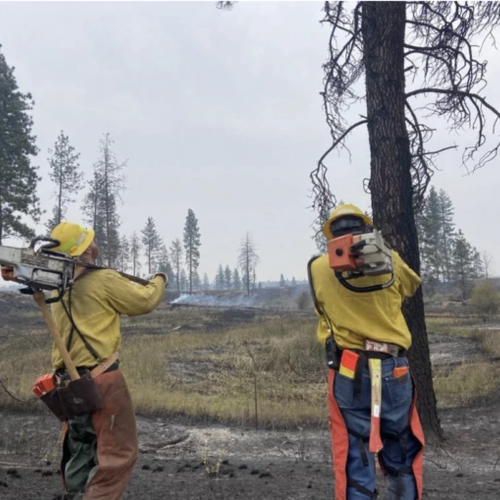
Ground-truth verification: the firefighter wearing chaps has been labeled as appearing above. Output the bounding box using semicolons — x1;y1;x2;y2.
49;222;167;499
308;204;425;500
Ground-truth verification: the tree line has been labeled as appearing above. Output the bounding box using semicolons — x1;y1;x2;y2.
416;186;489;299
0;45;261;293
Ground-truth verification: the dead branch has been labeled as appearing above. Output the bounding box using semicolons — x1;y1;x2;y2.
0;377;25;404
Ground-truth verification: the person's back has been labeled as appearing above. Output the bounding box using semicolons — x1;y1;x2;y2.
48;221;166;500
308;204;425;500
310;249;420;351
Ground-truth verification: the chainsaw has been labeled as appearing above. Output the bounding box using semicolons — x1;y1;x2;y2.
0;236;149;303
327;227;394;293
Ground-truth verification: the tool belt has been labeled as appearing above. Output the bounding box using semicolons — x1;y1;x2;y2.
36;352;119;422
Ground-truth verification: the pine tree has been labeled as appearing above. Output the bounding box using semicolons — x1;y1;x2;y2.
180;269;188;292
419;187;441;283
129;231;141;276
232;268;242;290
452;230;476;300
215;264;225;290
437;189;456;281
183;209;201;294
141;217;161;274
46;131;83;230
202;273;210;291
169;238;183;292
82;134;125;267
224;265;232;290
238;232;259;295
116;235;131;272
0;45;41;243
157;244;174;285
192;270;201;291
291;276;297;286
279;274;286;287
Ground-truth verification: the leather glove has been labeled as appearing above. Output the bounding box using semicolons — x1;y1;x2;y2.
1;266;14;281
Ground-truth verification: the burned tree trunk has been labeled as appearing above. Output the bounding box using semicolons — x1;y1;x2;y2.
362;1;443;441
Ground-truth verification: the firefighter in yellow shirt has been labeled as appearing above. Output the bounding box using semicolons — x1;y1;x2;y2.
308;204;425;500
49;222;166;500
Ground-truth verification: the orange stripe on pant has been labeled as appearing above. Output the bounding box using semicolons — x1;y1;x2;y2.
327;369;349;500
60;369;138;500
327;369;425;500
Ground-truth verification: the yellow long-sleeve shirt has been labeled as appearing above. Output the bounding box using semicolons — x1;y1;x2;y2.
309;250;421;351
51;269;166;370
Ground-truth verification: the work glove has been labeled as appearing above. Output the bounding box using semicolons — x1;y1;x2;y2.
146;273;168;285
1;266;14;281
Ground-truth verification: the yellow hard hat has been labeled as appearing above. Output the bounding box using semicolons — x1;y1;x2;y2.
50;222;95;257
322;203;373;240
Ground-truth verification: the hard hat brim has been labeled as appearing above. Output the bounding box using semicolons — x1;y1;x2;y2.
322;211;373;240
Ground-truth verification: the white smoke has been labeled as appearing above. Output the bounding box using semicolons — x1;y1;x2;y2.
171;293;259;308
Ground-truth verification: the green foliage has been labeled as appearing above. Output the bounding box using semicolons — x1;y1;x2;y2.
82;133;125;267
0;45;41;243
224;265;232;289
232;268;242;290
183;208;201;293
215;264;225;290
45;131;83;230
279;274;286;287
169;238;183;292
202;273;211;291
452;229;477;300
471;281;500;320
141;217;161;274
157;243;174;285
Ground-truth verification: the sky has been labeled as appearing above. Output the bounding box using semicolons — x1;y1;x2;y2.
0;1;499;283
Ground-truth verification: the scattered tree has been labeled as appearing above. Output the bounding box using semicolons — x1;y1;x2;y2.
224;265;232;290
169;238;183;292
202;273;211;291
232;268;242;290
452;230;477;300
482;251;494;280
0;45;41;243
215;264;225;290
46;131;83;230
183;209;201;294
83;133;126;267
129;231;141;276
238;232;259;295
157;244;174;285
141;217;161;274
116;235;131;273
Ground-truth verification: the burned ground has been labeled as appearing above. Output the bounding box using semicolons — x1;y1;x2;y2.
1;290;500;499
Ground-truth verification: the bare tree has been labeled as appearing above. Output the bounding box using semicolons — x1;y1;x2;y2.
309;2;500;441
129;231;142;277
237;232;259;295
482;251;494;280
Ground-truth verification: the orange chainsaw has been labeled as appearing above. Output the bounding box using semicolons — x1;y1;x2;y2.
328;228;394;293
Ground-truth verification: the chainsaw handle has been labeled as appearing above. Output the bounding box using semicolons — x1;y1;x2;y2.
335;271;395;293
30;237;61;251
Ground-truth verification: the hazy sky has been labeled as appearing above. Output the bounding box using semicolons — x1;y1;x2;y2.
1;1;499;282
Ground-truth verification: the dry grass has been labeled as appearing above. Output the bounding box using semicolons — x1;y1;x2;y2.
2;306;500;426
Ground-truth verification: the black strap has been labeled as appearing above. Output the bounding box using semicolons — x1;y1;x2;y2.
347;428;369;467
347;478;378;498
381;426;410;463
307;256;340;364
60;270;101;362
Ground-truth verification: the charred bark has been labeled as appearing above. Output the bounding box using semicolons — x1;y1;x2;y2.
362;1;443;441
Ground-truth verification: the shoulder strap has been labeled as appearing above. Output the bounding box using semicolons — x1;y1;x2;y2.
307;255;337;338
62;269;101;362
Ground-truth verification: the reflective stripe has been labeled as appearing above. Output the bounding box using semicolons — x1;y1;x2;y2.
60;230;87;253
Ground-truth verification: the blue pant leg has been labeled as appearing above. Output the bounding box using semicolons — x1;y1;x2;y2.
335;370;378;499
380;358;421;500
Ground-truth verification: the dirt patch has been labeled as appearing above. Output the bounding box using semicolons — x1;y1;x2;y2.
428;333;483;367
2;400;500;499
